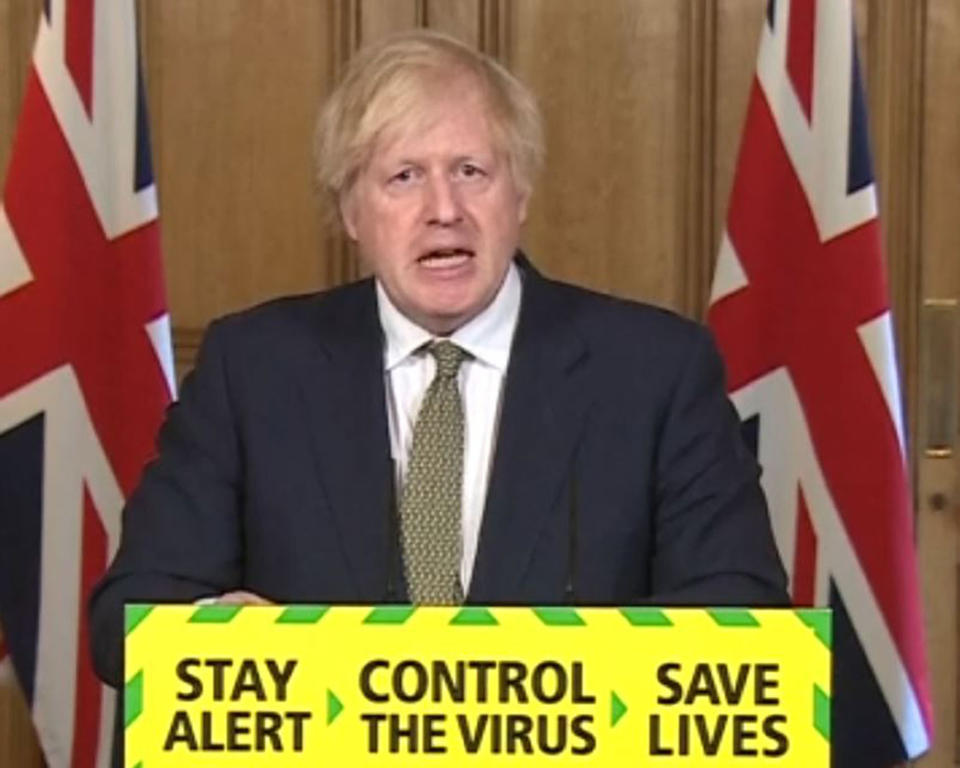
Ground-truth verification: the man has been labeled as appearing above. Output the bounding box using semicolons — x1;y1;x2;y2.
90;30;787;688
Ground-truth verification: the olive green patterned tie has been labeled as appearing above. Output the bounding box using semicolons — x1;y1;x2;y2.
400;340;467;605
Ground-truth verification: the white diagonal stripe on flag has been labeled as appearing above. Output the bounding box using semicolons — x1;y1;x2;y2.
0;366;124;765
0;207;33;298
146;313;177;401
34;1;157;238
857;312;907;458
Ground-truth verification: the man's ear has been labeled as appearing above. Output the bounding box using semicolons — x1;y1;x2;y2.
339;190;358;241
517;188;530;225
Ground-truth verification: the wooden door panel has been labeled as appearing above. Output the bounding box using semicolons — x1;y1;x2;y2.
917;1;960;764
142;0;336;334
505;1;686;310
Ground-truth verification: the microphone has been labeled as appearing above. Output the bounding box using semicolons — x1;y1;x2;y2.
384;459;400;602
564;445;579;604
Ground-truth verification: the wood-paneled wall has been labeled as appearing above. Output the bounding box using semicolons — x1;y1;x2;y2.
919;3;960;767
1;2;957;766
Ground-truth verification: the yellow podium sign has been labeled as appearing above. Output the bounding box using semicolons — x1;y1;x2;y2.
124;605;830;767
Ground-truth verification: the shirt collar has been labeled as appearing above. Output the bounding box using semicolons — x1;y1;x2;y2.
377;261;522;372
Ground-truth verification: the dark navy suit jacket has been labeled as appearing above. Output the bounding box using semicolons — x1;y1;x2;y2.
89;262;788;688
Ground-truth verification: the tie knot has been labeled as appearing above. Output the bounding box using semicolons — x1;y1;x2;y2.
430;340;465;380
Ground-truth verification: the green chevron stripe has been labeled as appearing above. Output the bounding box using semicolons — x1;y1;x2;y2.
276;605;329;624
814;685;831;741
796;609;832;649
611;691;628;726
131;762;143;768
364;606;416;624
450;607;498;626
533;607;585;626
125;671;144;728
327;690;344;725
620;608;672;626
707;609;760;627
189;605;242;623
124;605;154;636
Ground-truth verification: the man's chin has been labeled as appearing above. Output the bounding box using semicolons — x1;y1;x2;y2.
408;299;484;336
416;309;472;336
401;277;503;334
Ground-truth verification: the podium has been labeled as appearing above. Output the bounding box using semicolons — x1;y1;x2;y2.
124;605;830;766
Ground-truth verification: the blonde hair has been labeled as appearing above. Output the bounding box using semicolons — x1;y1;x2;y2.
314;30;543;208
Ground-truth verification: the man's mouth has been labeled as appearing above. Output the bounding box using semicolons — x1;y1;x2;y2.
417;248;474;269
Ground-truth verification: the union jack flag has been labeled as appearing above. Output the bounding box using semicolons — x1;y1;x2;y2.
708;1;932;764
0;2;174;766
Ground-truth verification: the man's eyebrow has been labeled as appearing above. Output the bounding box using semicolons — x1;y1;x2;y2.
381;152;494;168
454;151;497;164
386;154;427;166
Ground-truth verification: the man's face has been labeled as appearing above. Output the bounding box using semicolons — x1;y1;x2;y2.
341;82;528;335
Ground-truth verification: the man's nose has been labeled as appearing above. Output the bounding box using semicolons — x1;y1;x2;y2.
424;173;462;225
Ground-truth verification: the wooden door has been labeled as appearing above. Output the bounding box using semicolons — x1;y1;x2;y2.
917;2;960;765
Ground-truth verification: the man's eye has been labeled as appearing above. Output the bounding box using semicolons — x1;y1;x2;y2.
389;168;417;184
460;163;486;178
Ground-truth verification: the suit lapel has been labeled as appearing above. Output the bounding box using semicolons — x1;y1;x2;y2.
295;282;396;600
469;272;592;603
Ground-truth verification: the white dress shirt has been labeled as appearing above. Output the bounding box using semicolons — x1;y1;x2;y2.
377;263;522;594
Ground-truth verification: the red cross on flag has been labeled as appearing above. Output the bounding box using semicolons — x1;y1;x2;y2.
707;1;932;764
0;2;175;766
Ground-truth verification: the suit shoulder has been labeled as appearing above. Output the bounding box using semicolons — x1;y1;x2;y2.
538;276;709;354
205;279;374;348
